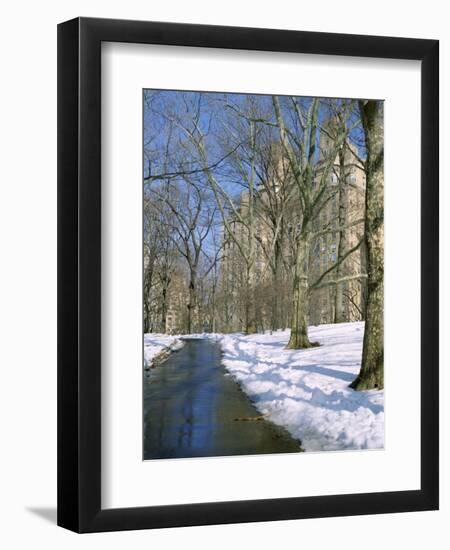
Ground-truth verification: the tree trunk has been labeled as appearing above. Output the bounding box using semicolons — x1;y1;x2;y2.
287;233;312;349
187;270;197;334
143;261;154;333
245;121;257;335
350;100;384;390
143;297;150;333
270;273;279;332
270;241;282;331
334;148;349;323
245;263;257;334
160;275;169;333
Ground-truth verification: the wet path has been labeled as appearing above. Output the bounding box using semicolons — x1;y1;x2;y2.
143;339;301;459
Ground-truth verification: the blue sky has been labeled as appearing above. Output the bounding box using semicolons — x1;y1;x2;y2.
143;89;367;199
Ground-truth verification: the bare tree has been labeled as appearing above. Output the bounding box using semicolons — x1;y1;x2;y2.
143;194;179;332
211;96;297;333
272;96;364;348
350;100;384;390
149;179;217;333
143;199;159;332
312;101;366;324
179;95;263;333
143;90;372;346
144;91;221;334
252;138;296;331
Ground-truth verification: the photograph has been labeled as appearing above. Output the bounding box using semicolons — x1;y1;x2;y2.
0;0;442;542
142;90;384;459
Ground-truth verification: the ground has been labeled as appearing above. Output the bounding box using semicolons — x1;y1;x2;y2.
143;322;384;452
143;333;184;368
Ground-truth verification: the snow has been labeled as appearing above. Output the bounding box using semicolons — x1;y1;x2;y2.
143;333;184;369
215;322;384;452
143;322;384;452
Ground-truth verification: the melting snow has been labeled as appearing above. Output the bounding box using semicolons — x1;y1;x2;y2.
143;333;184;368
215;322;384;452
143;322;384;452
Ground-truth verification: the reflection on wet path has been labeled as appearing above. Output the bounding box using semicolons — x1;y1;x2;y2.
143;339;301;459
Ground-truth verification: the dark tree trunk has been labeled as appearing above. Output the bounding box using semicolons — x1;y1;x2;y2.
351;100;384;390
187;270;197;335
270;240;282;331
143;300;150;333
143;260;155;334
161;278;169;333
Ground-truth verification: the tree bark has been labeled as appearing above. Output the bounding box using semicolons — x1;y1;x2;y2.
143;298;151;333
334;148;349;323
350;100;384;390
245;263;257;334
187;269;198;334
143;253;155;333
161;275;169;332
287;232;312;349
270;241;282;331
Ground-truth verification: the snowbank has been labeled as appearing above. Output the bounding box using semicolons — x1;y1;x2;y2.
143;333;184;369
216;322;384;452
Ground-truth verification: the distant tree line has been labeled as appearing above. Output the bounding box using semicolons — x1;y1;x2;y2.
143;91;384;390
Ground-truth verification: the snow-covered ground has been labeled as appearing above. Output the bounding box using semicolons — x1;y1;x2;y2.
143;333;184;369
143;322;384;452
216;322;384;452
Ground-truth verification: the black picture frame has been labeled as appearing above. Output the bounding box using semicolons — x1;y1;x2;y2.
57;16;439;533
